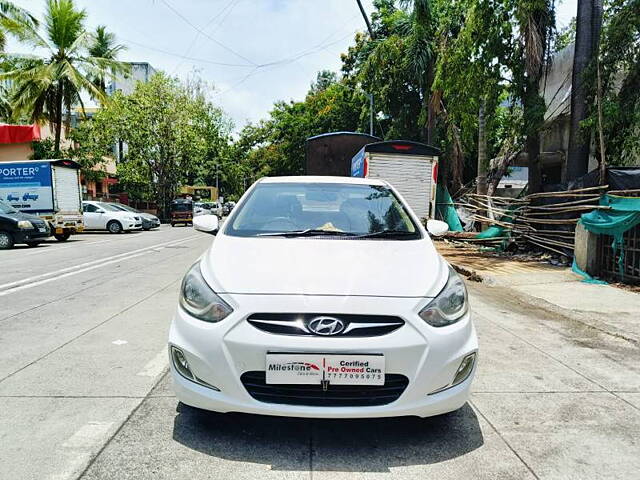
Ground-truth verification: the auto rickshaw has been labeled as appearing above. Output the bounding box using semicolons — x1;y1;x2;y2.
170;198;193;227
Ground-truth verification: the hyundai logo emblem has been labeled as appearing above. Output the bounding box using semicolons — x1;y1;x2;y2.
308;316;345;336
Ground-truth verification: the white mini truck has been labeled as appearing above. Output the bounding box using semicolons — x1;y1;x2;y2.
0;159;84;241
351;140;440;221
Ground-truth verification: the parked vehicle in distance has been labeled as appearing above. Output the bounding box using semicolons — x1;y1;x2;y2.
222;201;235;216
82;201;142;233
193;202;213;217
170;199;193;227
0;199;51;249
0;160;84;241
169;176;477;419
351;141;441;221
109;203;160;230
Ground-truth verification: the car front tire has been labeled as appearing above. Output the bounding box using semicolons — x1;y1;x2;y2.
107;220;123;234
0;231;14;249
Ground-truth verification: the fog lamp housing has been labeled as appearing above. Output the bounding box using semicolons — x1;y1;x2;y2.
170;346;219;391
428;352;477;395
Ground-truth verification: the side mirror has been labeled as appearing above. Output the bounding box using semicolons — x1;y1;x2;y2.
426;219;449;237
193;214;219;235
96;209;105;214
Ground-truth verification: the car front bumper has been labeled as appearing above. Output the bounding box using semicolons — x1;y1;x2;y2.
123;222;142;230
142;219;160;229
169;294;477;418
13;229;51;243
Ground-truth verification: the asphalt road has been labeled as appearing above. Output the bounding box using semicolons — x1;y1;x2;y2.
1;226;638;479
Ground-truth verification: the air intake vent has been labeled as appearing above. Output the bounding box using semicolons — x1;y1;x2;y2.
240;371;409;407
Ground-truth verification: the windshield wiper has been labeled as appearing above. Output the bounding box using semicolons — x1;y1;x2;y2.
354;229;416;239
257;229;356;238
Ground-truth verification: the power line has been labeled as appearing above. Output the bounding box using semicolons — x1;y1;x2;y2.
172;0;240;74
121;37;255;67
159;0;257;66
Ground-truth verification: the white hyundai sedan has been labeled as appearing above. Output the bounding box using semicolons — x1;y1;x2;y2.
169;176;477;418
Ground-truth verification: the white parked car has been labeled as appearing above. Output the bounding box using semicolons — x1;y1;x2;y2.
169;176;477;418
82;201;142;233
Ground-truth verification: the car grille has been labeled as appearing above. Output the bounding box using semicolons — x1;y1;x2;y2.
247;313;404;337
240;371;409;407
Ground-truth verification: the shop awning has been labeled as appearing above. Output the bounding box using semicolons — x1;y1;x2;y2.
0;124;41;144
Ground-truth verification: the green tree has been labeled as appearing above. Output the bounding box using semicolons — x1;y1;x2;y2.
237;71;366;179
0;1;38;51
88;25;128;95
595;0;640;165
1;0;128;152
77;73;232;218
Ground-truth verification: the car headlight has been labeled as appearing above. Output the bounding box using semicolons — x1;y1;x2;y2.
179;262;233;322
17;220;34;230
419;265;468;327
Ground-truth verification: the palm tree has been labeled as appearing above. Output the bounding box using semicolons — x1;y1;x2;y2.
401;0;436;143
88;25;127;94
0;1;38;51
0;0;128;152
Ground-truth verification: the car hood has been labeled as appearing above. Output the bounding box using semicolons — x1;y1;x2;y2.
112;211;138;218
201;235;448;297
139;213;158;220
1;211;43;223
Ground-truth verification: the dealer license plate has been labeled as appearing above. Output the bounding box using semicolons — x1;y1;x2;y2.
265;353;385;386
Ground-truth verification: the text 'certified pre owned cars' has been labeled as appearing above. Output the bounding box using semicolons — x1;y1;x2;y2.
169;177;477;418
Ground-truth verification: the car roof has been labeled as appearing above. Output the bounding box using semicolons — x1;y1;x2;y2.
258;176;388;186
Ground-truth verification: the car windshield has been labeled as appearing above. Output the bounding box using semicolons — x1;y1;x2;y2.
0;199;18;214
99;203;126;212
172;203;192;212
226;182;420;239
117;204;138;213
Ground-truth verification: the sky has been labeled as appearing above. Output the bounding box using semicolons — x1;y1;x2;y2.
9;0;577;132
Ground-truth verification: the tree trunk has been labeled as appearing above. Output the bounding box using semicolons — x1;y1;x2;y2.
54;83;63;153
476;99;488;195
526;123;542;193
566;0;595;181
487;151;519;197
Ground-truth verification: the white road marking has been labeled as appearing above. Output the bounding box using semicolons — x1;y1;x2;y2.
112;340;128;345
61;421;114;449
47;421;115;480
137;349;169;378
0;235;200;295
10;227;171;258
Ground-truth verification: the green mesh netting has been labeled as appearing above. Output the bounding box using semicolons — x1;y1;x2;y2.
580;194;640;280
475;225;505;239
571;258;608;284
435;184;463;232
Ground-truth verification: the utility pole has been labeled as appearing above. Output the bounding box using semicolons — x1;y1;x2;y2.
356;0;375;39
369;93;374;137
215;164;219;200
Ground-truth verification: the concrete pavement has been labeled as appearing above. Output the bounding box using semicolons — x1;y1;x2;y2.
436;240;640;344
1;228;639;479
77;282;640;480
0;225;211;480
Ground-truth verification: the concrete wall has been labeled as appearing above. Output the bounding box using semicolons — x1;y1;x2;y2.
107;63;157;96
0;143;32;162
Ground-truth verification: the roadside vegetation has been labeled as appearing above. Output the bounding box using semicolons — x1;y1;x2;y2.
0;0;638;206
